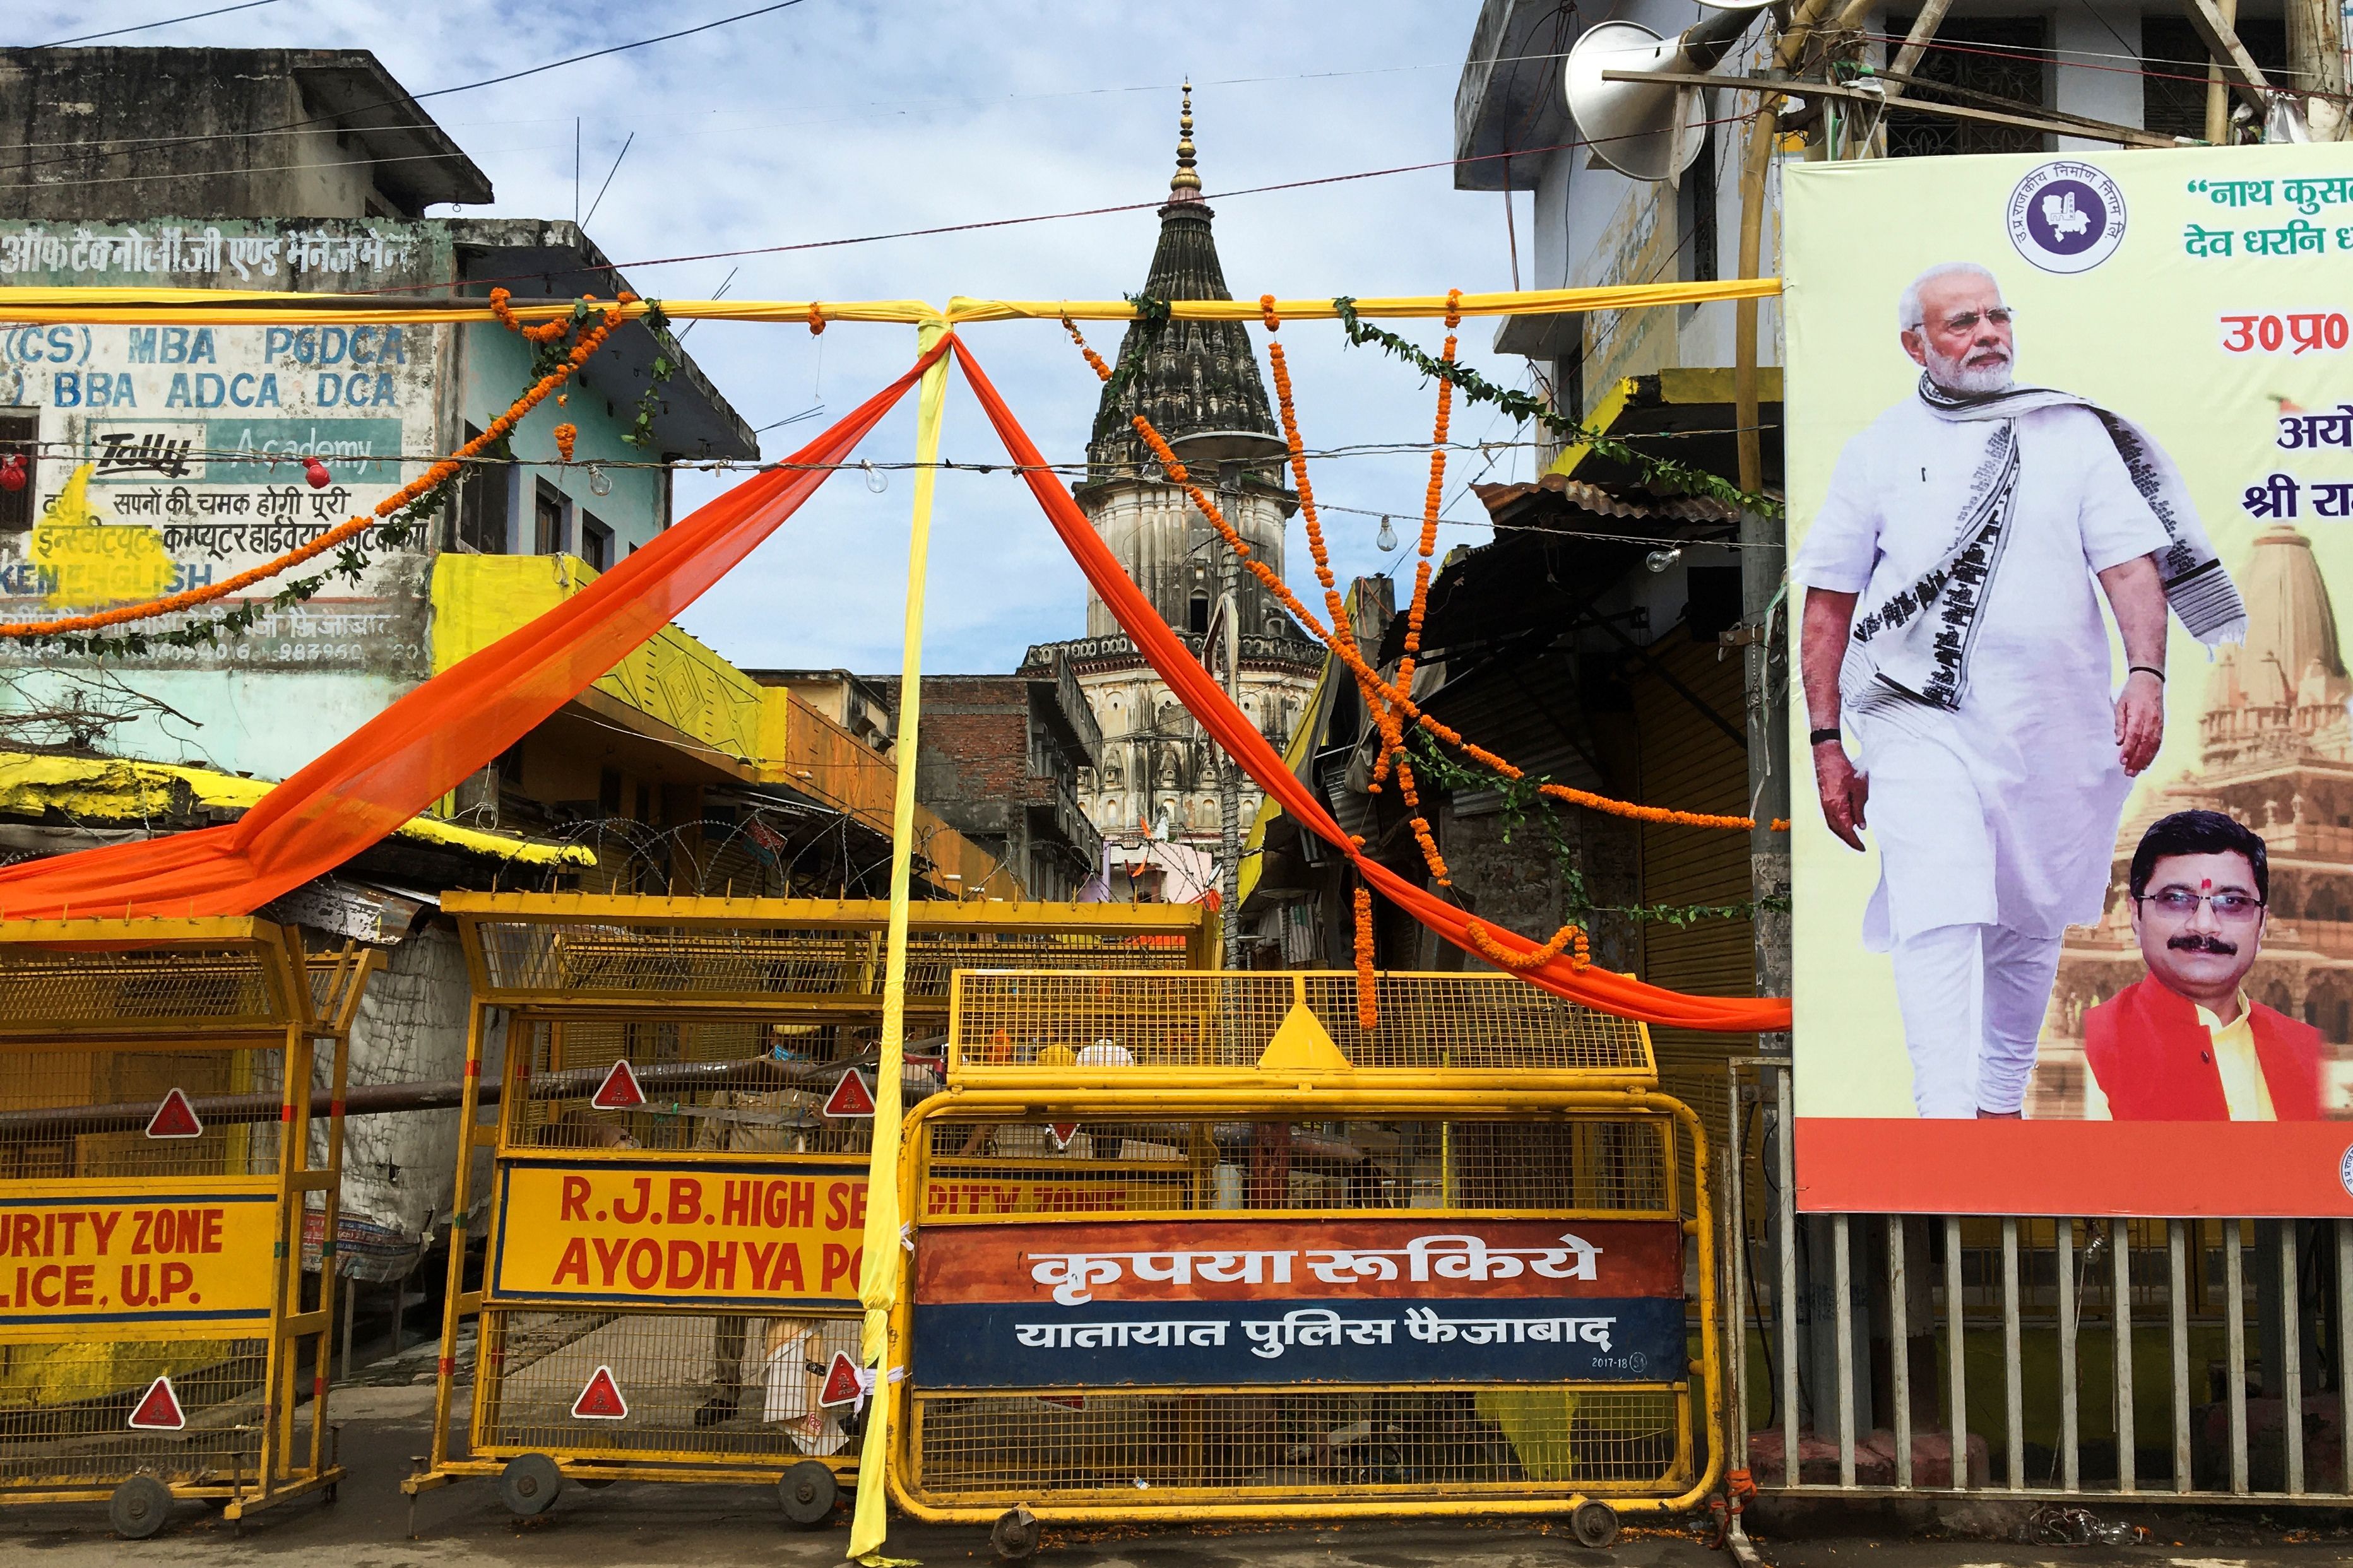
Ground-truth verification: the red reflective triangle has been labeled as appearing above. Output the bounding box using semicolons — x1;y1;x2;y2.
822;1069;875;1119
1046;1123;1079;1150
127;1376;186;1430
571;1365;629;1420
145;1087;203;1140
590;1059;646;1111
817;1351;863;1408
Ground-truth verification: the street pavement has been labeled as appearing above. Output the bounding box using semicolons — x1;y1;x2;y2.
3;1381;2349;1568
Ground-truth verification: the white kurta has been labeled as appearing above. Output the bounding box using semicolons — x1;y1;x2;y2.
1795;398;2171;948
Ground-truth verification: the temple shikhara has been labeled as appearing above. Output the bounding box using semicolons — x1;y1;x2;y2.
1021;91;1322;874
2034;523;2353;1117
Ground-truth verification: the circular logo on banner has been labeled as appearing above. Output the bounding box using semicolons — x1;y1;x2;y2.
2007;161;2127;273
2340;1143;2353;1198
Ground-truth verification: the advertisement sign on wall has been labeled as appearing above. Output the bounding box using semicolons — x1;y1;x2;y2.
1786;146;2353;1215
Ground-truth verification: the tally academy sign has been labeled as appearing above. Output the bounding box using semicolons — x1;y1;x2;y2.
910;1218;1685;1389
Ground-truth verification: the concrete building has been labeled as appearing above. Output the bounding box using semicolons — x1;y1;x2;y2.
0;47;1009;1295
861;661;1105;903
1021;93;1322;868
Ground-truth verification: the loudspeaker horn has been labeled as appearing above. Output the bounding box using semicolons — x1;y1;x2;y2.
1564;6;1766;183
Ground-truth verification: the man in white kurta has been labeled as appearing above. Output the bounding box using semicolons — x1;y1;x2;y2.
1794;262;2216;1118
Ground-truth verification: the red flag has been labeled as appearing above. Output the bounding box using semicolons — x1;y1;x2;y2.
145;1088;203;1140
590;1059;645;1111
822;1070;875;1119
571;1365;628;1420
127;1376;186;1430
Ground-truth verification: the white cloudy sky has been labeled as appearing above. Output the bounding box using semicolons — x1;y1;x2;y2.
13;1;1536;675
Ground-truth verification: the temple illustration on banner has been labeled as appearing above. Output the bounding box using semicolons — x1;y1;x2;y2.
2032;522;2353;1117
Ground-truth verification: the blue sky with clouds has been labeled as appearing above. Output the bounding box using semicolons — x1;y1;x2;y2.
13;2;1537;675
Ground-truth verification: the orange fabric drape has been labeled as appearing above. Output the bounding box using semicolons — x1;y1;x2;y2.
0;336;950;921
949;338;1791;1034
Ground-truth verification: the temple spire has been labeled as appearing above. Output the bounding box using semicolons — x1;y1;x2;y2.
1169;80;1201;199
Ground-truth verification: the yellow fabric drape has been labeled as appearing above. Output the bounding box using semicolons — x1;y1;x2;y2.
0;278;1782;327
847;318;951;1560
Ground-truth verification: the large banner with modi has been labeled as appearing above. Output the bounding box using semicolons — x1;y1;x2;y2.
1785;144;2353;1215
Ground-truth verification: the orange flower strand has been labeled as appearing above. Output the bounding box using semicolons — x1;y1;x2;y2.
1373;289;1462;794
1252;300;1425;849
1353;884;1378;1030
1063;316;1115;386
1465;917;1591;973
808;302;826;335
552;423;578;463
1392;755;1449;885
489;286;571;343
1535;781;1779;834
0;305;625;640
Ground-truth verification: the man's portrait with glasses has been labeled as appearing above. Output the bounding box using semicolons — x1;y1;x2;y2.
2080;810;2321;1121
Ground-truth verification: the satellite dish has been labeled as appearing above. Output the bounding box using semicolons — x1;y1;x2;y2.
1565;7;1766;183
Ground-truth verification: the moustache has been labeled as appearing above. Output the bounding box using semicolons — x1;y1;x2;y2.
2167;933;2239;956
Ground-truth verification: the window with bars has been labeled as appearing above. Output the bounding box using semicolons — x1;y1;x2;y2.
456;423;510;553
533;479;567;555
2141;16;2287;141
580;510;613;571
1883;16;2052;158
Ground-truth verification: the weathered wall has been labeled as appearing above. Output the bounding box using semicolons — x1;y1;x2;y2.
0;49;485;221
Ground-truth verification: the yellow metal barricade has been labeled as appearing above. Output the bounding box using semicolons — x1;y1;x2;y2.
0;917;376;1538
887;972;1721;1552
405;893;1207;1531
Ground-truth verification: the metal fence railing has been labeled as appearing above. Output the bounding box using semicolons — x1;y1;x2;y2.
1726;1060;2353;1504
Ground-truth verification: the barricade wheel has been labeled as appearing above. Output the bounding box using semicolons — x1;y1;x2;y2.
499;1454;565;1517
109;1475;174;1540
1570;1500;1619;1549
778;1460;838;1527
990;1504;1041;1562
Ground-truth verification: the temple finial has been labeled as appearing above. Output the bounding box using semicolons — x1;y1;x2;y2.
1170;80;1200;195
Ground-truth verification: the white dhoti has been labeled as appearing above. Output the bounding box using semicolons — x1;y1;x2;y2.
1799;391;2214;1116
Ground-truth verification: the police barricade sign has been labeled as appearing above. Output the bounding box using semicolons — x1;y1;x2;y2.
0;917;374;1535
911;1218;1685;1389
891;1089;1721;1529
490;1158;874;1306
0;1181;278;1331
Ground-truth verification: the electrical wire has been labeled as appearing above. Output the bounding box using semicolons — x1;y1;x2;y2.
0;47;1597;156
13;427;1782;477
34;0;278;47
429;112;1770;288
1865;30;2353;100
1;1;814;182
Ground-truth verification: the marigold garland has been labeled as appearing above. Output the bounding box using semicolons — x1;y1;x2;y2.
808;302;826;334
490;286;572;344
1063;315;1789;841
1465;917;1590;972
0;293;635;645
1353;884;1378;1030
1258;294;1449;880
552;422;578;463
